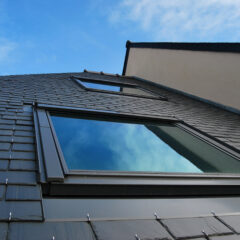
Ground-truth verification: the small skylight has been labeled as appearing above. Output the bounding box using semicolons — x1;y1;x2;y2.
76;78;162;99
81;81;120;92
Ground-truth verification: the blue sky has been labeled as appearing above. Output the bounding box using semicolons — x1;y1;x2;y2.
1;0;240;75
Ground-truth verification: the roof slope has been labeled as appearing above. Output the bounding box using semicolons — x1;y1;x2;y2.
0;71;240;239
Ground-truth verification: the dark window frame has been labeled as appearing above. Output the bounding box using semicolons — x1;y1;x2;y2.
71;76;168;101
33;103;240;197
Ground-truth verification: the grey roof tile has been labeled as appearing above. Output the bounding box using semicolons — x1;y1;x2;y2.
15;125;33;131
12;143;34;152
210;235;240;240
6;185;41;200
2;115;18;120
7;108;20;112
0;223;8;240
218;215;240;234
11;151;35;160
0;119;15;125
14;130;34;137
0;136;11;143
9;160;36;171
0;201;42;221
0;151;10;159
0;185;4;200
0;129;13;135
0;143;11;151
13;136;34;144
9;222;95;240
187;239;205;240
161;217;233;239
0;171;36;185
17;111;32;116
0;124;13;130
92;220;173;240
0;160;8;170
3;115;32;121
16;120;33;126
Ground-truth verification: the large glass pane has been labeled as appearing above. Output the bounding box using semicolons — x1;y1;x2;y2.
80;80;120;92
122;86;156;97
51;115;240;173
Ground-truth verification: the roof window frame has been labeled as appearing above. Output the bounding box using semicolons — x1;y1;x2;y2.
71;76;168;101
33;103;240;197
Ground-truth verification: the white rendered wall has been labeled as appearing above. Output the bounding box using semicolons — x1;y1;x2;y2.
125;48;240;110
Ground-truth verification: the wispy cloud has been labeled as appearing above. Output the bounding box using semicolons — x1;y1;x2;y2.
102;123;201;173
0;38;17;63
108;0;240;41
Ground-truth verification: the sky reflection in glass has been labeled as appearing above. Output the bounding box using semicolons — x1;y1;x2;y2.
81;81;120;91
51;116;202;173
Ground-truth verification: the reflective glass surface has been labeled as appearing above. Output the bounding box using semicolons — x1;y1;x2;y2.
51;115;240;173
122;87;156;97
81;81;120;91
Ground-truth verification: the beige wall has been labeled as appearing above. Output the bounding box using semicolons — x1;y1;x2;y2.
125;48;240;110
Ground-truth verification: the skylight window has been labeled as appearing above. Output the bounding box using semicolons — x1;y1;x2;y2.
81;81;121;92
74;77;165;99
51;114;240;174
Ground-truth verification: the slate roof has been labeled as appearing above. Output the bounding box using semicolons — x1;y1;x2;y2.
0;71;240;239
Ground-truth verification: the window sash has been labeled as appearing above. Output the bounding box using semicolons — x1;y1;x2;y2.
34;104;240;197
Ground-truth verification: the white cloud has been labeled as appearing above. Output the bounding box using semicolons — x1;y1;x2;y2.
0;38;17;63
109;0;240;41
103;123;201;173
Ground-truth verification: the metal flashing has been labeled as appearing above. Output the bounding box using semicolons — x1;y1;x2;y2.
37;103;177;123
37;109;64;182
126;42;240;53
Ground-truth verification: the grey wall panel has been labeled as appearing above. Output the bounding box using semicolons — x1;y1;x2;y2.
6;185;41;200
161;217;233;239
92;220;173;240
0;223;8;240
9;222;95;240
